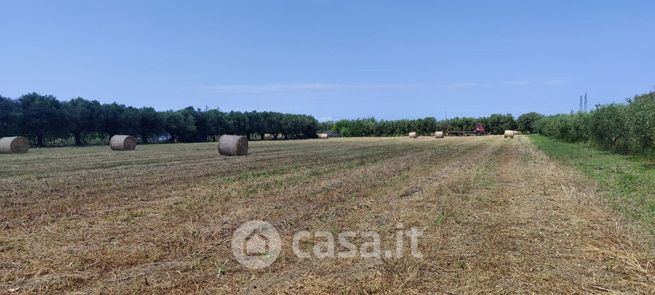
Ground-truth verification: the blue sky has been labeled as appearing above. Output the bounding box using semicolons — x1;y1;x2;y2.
1;0;653;121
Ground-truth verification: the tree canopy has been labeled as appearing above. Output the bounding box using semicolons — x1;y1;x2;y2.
0;93;319;146
1;92;548;147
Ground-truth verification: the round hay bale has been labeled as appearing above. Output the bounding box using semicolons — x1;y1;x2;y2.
408;132;418;138
503;130;514;139
218;135;248;156
0;136;30;154
434;131;444;138
318;133;329;139
110;135;137;151
264;134;274;140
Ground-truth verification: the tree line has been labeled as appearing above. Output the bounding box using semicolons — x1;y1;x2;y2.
0;92;555;148
534;91;655;155
0;93;319;146
319;113;543;137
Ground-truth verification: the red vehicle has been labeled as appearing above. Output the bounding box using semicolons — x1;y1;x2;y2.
447;123;486;136
474;123;486;135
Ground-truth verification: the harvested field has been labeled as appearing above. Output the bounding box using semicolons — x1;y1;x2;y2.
1;136;654;293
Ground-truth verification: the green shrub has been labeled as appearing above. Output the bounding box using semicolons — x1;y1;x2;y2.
626;93;655;153
589;104;630;153
517;112;544;133
535;91;655;155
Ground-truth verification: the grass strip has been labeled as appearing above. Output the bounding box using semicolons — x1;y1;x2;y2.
530;134;655;230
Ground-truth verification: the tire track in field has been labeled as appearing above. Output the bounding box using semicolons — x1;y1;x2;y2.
238;137;501;294
0;139;420;225
72;138;490;294
6;137;653;293
412;136;655;294
245;136;655;294
0;138;479;293
473;136;655;293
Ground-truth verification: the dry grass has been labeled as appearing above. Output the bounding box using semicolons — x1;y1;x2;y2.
1;136;654;294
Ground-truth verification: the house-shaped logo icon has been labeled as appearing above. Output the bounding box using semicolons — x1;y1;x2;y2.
245;233;269;256
232;220;282;269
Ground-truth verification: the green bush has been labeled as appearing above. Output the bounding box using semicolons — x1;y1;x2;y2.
588;104;630;152
534;113;589;143
517;112;544;133
535;91;655;155
627;93;655;153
